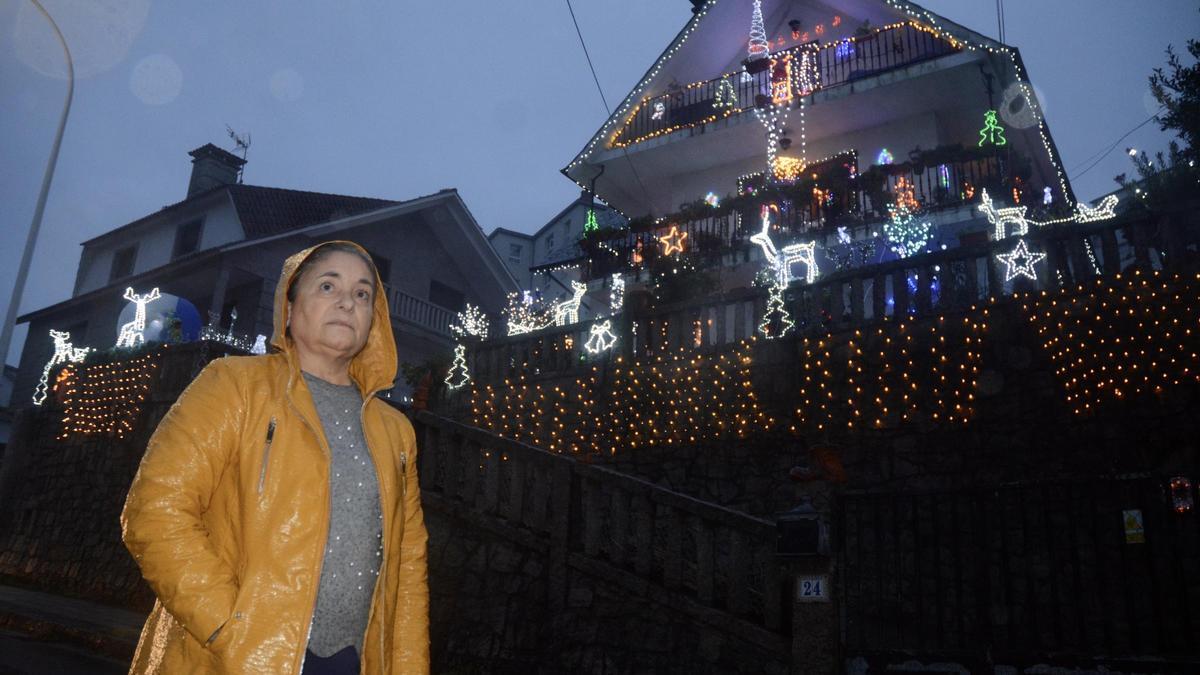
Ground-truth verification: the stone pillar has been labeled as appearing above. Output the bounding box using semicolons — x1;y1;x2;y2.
787;553;837;675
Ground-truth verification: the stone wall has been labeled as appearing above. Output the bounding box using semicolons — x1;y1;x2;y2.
424;500;790;675
448;272;1200;520
0;342;239;608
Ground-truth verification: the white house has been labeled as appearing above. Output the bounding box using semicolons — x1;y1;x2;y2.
12;144;518;406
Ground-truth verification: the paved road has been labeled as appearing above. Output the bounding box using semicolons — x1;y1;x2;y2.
0;629;127;674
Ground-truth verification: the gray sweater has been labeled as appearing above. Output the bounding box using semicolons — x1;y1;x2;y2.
302;372;383;658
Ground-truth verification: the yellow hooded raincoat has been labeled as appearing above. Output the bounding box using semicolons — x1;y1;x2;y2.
121;241;430;674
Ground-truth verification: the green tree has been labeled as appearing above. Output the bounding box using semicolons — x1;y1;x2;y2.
1117;21;1200;210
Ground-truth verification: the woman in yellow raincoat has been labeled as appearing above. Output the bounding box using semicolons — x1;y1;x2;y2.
122;241;429;674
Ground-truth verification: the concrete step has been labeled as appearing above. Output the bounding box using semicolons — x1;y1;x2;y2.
0;585;145;667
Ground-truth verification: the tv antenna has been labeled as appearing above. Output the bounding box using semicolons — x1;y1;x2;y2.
225;124;251;182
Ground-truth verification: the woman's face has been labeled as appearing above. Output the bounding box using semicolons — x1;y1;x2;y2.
287;251;375;363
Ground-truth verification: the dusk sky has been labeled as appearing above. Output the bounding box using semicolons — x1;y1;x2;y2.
2;0;1197;366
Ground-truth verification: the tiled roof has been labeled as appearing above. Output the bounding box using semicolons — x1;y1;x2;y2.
227;184;399;238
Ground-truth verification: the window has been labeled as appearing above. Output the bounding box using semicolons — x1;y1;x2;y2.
172;220;203;259
109;245;137;282
508;243;522;264
546;233;555;253
428;279;464;312
370;252;391;285
63;320;88;345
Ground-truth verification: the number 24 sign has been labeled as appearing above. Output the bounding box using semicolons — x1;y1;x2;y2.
796;575;830;602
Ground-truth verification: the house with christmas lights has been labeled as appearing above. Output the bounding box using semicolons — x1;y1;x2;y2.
488;193;624;308
412;1;1198;670
560;0;1082;300
10;143;517;407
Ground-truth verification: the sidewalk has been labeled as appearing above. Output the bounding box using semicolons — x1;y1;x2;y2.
0;585;144;672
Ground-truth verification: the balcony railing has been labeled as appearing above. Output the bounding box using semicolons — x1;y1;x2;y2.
613;22;962;148
384;283;454;336
466;208;1198;384
581;152;1016;278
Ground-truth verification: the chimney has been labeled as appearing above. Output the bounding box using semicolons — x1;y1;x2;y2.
187;143;246;197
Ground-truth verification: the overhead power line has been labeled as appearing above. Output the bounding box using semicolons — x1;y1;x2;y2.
564;0;653;208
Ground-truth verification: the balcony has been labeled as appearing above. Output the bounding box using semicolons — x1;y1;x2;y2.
577;147;1020;279
613;22;962;149
384;283;453;337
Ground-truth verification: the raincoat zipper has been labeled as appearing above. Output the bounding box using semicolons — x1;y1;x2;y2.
290;380;333;675
256;418;276;495
356;396;391;674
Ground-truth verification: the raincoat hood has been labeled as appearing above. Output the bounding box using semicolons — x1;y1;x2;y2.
270;240;397;396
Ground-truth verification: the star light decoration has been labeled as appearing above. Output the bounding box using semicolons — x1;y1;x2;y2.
584;320;618;354
659;226;688;256
995;238;1046;281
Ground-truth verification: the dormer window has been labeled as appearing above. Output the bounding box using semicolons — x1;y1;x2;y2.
172;220;203;259
109;245;137;282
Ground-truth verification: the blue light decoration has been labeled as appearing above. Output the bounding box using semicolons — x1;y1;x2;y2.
938;164;950;189
835;40;855;60
704;191;720;207
877;148;894;165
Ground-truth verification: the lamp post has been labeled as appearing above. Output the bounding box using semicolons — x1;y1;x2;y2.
0;0;74;370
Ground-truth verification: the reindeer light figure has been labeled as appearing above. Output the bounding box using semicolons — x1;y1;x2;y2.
32;330;91;405
115;287;161;349
750;205;819;286
552;281;587;326
977;188;1030;240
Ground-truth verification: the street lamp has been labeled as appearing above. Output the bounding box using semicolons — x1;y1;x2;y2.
0;0;74;371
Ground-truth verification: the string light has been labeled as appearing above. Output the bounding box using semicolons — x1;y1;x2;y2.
1074;194;1119;223
704;191;721;207
584;320;618;353
713;76;737;109
503;292;551;336
882;204;934;259
977;109;1007;147
978;188;1030;239
747;0;769;61
584;209;599;234
658;226;688;256
610;273;625;313
758;281;794;339
33;330;91;406
115;287;161;349
450;303;489;340
750;205;819;285
550;281;588;327
795;317;985;432
445;344;470;390
58;349;162;439
876;148;894;165
995;238;1046;282
1022;271;1200;416
469;339;774;455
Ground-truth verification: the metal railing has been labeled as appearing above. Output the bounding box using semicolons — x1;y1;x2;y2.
384;283;453;336
413;411;790;647
614;22;961;148
469;208;1198;383
581;153;1015;276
